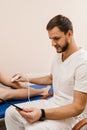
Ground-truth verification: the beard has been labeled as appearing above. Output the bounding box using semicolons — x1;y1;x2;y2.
56;40;69;53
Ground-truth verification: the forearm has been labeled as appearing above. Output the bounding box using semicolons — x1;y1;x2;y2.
45;103;84;120
28;74;52;85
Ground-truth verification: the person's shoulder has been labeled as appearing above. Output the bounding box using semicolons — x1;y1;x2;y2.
78;48;87;60
81;49;87;58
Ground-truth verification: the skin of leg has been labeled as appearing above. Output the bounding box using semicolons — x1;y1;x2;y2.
0;70;51;100
0;70;27;89
0;85;50;100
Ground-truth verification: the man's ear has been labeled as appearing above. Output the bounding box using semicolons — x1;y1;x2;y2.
67;30;73;37
66;30;73;44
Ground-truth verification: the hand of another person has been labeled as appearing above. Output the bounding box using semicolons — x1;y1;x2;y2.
11;73;28;82
17;107;41;124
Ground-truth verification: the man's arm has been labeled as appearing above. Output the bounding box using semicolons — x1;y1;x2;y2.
29;74;52;85
14;73;52;85
45;90;87;120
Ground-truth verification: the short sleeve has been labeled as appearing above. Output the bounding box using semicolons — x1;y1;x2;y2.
74;63;87;93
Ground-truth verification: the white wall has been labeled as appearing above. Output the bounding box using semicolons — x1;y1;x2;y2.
0;0;87;75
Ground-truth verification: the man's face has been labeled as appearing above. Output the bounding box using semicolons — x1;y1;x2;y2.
48;26;69;53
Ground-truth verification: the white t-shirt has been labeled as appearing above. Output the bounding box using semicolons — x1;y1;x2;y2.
52;48;87;116
5;48;87;130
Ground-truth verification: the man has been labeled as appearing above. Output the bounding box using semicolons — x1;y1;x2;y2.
5;15;87;130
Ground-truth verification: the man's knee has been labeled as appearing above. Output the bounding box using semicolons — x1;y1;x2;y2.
5;105;28;127
5;106;16;121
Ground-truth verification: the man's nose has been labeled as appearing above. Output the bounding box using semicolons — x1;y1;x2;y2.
52;40;57;46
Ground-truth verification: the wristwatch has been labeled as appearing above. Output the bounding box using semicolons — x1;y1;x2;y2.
39;109;46;121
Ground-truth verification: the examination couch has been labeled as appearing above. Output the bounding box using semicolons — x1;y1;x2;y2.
0;84;87;130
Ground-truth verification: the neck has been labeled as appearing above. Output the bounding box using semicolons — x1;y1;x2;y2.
62;39;79;61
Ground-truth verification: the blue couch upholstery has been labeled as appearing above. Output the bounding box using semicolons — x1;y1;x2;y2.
0;84;53;118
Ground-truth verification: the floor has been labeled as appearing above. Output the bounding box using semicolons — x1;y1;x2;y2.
0;119;6;130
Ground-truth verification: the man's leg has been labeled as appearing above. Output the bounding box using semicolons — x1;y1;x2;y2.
5;100;76;130
5;100;53;130
5;105;27;130
5;106;74;130
25;120;70;130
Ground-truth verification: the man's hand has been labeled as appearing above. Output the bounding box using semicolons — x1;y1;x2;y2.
17;107;42;123
11;73;28;82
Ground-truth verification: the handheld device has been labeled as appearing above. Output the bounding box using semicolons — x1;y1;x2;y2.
11;75;20;82
0;98;23;111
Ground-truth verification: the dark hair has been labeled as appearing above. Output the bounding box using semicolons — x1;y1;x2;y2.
46;15;73;34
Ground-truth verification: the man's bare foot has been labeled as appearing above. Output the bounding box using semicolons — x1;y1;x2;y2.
40;85;51;95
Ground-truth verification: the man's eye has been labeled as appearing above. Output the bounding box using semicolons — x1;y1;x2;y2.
55;38;58;40
54;37;60;41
